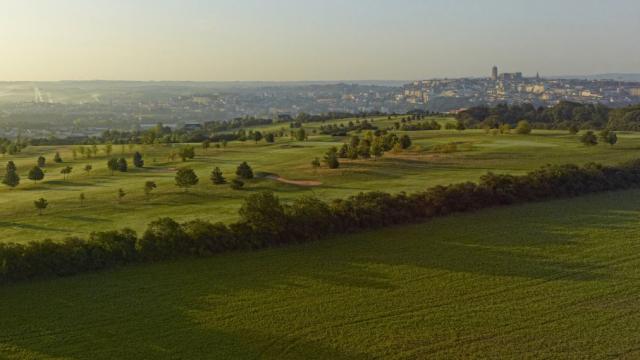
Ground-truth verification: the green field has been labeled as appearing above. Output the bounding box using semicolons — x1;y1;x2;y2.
2;189;640;358
3;117;640;244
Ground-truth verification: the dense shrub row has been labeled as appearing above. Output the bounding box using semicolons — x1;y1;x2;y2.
3;160;640;284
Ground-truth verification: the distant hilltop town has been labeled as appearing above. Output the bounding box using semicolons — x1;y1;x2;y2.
401;66;640;112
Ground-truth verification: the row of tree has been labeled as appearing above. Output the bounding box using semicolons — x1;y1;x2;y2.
455;101;640;131
5;158;640;283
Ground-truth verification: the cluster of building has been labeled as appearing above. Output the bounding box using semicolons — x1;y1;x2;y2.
400;66;640;112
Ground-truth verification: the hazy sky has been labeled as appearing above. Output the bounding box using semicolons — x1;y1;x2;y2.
1;0;639;81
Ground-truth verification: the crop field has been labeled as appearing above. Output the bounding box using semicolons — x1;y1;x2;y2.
3;116;640;244
2;189;640;358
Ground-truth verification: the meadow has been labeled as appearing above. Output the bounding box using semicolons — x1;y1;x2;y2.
3;116;640;244
2;189;640;359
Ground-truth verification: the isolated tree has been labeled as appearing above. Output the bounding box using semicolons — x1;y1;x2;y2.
144;181;157;200
133;152;144;168
178;146;196;161
37;156;46;168
236;161;254;179
295;128;307;141
2;161;20;188
104;143;113;156
175;167;199;192
370;139;384;159
34;198;48;215
357;142;371;159
230;178;244;190
117;188;126;203
323;147;340;169
54;152;63;163
28;166;45;184
311;157;321;172
338;144;349;158
79;192;85;207
107;158;119;175
60;166;73;180
202;140;211;152
580;131;598;146
499;123;511;134
399;135;412;149
456;121;466;131
253;131;263;143
117;158;128;172
600;130;618;147
210;167;226;185
515;120;532;134
569;124;580;135
84;164;92;175
605;131;618;147
264;133;275;143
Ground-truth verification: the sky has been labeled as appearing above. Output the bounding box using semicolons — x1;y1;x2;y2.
0;0;639;81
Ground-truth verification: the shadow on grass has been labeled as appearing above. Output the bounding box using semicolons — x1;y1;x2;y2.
58;215;112;223
2;190;639;358
0;221;70;233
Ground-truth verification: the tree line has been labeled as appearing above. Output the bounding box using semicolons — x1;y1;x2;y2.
3;158;640;284
455;101;629;130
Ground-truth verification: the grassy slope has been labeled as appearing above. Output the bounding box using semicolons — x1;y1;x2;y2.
2;118;640;243
2;189;640;359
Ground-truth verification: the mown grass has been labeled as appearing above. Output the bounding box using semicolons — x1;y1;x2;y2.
2;189;640;359
2;119;640;244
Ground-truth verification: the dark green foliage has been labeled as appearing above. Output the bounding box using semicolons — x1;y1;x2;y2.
323;147;340;169
457;101;611;130
133;152;144;168
230;178;244;190
28;166;45;183
338;144;349;158
60;166;73;180
399;135;412;149
2;163;20;188
295;128;306;141
144;181;157;198
54;152;63;163
137;218;189;261
311;158;321;170
600;130;618;146
236;162;254;179
107;158;119;175
34;198;48;215
37;156;46;168
515;120;532;134
580;131;598;146
5;160;640;284
210;167;226;185
175;167;199;191
264;133;275;143
400;120;441;131
179;146;196;161
117;158;128;172
6;160;16;172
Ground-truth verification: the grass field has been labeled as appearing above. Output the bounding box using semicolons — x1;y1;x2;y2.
2;189;640;358
3;117;640;244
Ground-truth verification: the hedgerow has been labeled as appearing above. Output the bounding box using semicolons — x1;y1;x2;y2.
3;160;640;284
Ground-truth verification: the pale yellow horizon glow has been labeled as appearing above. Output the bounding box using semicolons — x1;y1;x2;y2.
0;0;639;81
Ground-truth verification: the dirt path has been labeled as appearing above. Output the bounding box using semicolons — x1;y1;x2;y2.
265;175;322;187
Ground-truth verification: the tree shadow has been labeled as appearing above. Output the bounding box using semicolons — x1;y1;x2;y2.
0;221;70;233
1;191;638;358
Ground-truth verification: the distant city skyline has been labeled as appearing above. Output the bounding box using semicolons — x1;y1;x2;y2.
1;0;639;81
